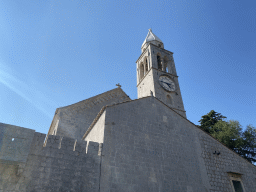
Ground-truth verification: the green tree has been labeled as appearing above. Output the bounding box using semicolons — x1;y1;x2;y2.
211;120;244;152
199;111;256;164
241;125;256;163
198;110;226;133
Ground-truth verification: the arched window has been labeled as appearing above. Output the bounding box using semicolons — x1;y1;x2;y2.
166;95;172;105
164;57;168;72
145;58;148;73
157;55;162;70
140;63;144;80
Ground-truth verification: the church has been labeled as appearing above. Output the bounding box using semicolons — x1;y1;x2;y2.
0;29;255;192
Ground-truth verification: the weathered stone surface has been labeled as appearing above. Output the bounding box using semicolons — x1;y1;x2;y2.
83;96;256;192
136;43;186;118
0;123;35;163
1;31;255;192
0;125;101;192
47;87;130;140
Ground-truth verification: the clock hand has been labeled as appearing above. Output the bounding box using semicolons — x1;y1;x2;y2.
160;81;173;90
165;82;173;88
160;80;172;88
160;80;168;84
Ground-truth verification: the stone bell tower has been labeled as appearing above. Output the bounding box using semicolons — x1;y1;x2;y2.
136;29;186;117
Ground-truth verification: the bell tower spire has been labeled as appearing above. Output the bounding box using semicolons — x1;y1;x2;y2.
136;29;186;117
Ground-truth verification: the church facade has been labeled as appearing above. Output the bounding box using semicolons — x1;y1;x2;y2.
1;30;255;192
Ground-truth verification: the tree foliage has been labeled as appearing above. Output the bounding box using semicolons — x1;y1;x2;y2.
198;110;226;134
198;110;256;164
241;125;256;163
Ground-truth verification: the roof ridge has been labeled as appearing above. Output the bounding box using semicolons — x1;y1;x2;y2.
153;97;256;167
82;96;255;167
82;96;151;140
59;87;128;109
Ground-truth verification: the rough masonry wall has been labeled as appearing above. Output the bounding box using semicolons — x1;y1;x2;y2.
0;123;35;163
137;70;155;98
85;111;106;144
198;130;256;192
149;44;176;75
0;124;102;192
97;97;256;192
50;88;130;140
152;69;186;117
99;97;209;192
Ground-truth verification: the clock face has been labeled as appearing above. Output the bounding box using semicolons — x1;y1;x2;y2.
159;76;175;92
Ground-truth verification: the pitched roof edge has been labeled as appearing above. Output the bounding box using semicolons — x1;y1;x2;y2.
59;87;129;110
154;97;256;167
141;29;163;48
46;108;59;138
82;96;151;140
0;122;35;131
82;95;255;167
82;106;107;140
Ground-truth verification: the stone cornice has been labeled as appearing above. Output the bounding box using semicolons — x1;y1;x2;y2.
136;67;178;87
59;87;130;110
149;43;174;55
136;43;174;63
171;107;186;113
136;44;150;63
136;68;152;87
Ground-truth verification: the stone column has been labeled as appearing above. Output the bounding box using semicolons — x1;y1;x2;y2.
167;60;171;74
161;58;165;72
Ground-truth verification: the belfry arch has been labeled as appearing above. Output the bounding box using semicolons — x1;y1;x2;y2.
140;63;144;80
145;57;149;73
157;54;162;70
163;56;168;72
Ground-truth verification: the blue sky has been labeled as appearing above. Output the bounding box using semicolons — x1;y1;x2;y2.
0;0;255;134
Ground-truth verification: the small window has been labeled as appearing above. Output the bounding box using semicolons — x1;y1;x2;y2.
232;180;244;192
158;44;161;47
228;172;245;192
140;64;144;80
157;55;162;70
145;58;148;72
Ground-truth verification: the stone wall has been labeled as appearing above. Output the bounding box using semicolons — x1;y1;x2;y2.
137;69;155;98
0;124;102;192
48;88;130;140
136;43;186;118
198;130;256;192
0;123;35;163
89;96;256;192
99;97;208;192
84;110;106;144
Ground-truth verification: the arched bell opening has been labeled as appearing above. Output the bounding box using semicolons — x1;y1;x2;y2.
163;56;168;72
140;63;144;80
157;55;162;70
145;58;149;73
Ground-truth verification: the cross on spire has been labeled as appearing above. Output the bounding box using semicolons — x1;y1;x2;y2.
116;83;121;88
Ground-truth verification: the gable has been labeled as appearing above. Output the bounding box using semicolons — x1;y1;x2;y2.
46;87;130;140
83;96;256;191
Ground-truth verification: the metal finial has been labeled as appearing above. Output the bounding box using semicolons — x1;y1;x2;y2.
116;83;121;88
